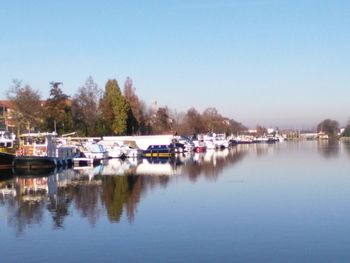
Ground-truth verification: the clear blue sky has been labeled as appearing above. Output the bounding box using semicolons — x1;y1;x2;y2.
1;0;349;128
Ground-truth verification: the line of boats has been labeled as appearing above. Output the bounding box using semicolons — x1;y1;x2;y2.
0;130;284;175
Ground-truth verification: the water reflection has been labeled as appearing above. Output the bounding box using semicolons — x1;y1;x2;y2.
342;140;350;158
0;177;48;236
317;139;340;158
184;148;247;182
0;147;248;234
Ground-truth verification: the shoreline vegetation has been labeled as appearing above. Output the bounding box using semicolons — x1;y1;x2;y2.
2;76;350;139
3;77;247;137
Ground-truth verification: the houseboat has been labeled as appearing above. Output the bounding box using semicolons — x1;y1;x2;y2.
13;132;76;174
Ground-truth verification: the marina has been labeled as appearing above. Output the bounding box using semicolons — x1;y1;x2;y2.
1;1;349;262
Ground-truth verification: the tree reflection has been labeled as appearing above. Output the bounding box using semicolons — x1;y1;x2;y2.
342;140;350;159
317;140;340;158
0;147;249;233
73;182;102;227
1;178;47;236
101;175;141;223
47;187;73;229
185;148;247;182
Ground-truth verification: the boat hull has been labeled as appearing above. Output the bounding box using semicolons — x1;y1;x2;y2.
142;145;175;158
12;156;58;175
0;152;15;169
143;152;174;158
195;146;206;153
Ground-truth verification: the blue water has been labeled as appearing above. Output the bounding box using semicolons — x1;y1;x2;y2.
1;141;350;262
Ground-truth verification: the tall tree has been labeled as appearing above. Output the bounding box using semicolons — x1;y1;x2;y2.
99;79;129;135
6;79;42;134
185;107;205;135
123;77;144;134
152;107;172;134
256;125;268;136
43;82;73;134
228;119;247;135
317;119;339;138
342;126;350;137
72;76;101;136
202;107;223;133
342;118;350;137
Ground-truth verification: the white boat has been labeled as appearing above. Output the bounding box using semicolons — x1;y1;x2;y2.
0;130;16;154
177;136;195;152
79;142;108;161
203;137;216;150
202;133;229;149
102;135;175;151
98;140;143;158
13;132;77;172
100;142;125;158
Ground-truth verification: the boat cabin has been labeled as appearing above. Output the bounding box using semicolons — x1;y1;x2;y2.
143;145;174;158
0;130;16;154
17;132;57;157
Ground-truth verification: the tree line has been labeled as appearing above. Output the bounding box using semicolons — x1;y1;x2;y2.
6;76;247;136
317;118;350;138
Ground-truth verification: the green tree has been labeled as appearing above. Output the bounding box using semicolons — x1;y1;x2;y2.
343;127;350;137
6;79;43;135
99;79;129;135
342;119;350;137
317;119;339;138
43;82;73;134
123;77;144;134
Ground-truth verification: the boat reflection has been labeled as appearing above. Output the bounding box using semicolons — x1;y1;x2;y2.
184;147;247;182
0;147;248;234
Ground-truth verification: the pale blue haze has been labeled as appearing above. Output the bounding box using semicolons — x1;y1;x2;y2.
0;0;349;128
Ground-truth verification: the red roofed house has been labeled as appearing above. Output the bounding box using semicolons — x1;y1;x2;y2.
0;100;16;132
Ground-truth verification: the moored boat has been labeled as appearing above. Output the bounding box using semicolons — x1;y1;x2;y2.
195;145;206;153
79;142;108;163
142;145;175;158
13;155;58;169
0;152;15;170
12;156;58;176
13;132;75;173
0;130;16;154
194;140;207;153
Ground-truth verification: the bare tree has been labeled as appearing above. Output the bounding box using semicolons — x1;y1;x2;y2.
184;108;205;135
149;107;172;134
72;76;102;136
6;79;42;134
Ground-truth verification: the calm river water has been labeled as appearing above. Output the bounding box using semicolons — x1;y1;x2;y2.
1;141;350;262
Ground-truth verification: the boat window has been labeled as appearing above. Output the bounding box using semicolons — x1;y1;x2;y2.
24;137;33;145
35;137;46;144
